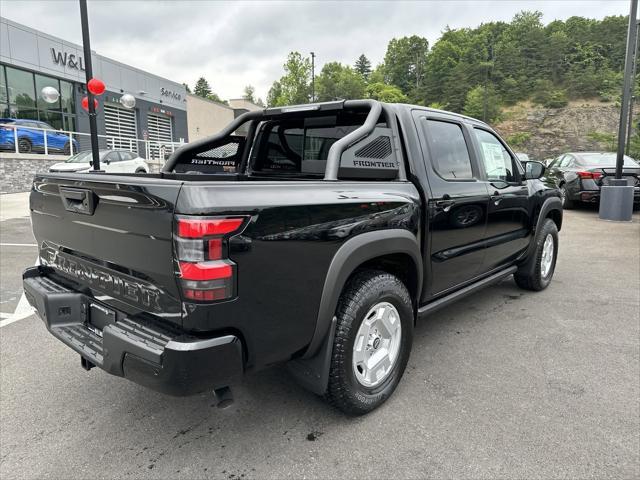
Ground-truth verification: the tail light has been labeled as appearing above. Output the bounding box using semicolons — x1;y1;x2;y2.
578;171;602;180
174;216;248;302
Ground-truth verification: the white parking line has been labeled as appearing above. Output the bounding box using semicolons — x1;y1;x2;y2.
0;294;34;328
0;257;39;328
0;243;38;247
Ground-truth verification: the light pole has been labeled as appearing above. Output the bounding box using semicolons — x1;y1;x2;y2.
599;0;638;221
79;0;101;171
310;51;316;103
625;19;640;155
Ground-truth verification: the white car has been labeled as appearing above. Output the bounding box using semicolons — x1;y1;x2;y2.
49;150;149;173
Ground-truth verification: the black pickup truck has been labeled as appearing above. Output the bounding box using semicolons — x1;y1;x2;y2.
23;100;562;415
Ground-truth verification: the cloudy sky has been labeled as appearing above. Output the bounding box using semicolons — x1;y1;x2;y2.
1;0;630;101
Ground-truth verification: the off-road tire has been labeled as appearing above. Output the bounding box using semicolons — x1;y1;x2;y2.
325;270;413;415
514;218;559;291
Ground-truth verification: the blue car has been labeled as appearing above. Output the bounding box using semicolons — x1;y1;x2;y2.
0;118;79;155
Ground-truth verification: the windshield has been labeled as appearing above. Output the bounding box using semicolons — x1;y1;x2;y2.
65;151;93;163
579;153;639;167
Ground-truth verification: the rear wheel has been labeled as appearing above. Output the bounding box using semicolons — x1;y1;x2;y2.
18;137;32;153
135;168;146;173
63;142;71;155
325;270;413;415
514;218;558;291
559;184;574;209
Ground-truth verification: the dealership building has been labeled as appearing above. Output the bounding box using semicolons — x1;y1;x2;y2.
0;16;188;151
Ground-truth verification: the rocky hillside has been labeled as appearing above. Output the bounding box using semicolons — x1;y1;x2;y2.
494;100;623;161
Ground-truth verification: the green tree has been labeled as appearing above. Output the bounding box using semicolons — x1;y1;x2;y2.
506;132;532;148
586;131;616;150
354;54;372;80
463;85;501;122
499;77;522;105
365;82;408;103
207;92;226;104
382;35;429;98
368;64;386;84
194;77;212;98
544;89;568;108
243;85;256;103
316;62;366;101
261;11;630;114
531;79;568;108
266;52;312;106
266;80;283;107
421;28;469;107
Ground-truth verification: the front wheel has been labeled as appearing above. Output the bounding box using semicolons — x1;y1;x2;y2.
514;218;559;291
325;270;413;415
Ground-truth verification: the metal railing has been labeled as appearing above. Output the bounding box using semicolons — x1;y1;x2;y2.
0;123;184;162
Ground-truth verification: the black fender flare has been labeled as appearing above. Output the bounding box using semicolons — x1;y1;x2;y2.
519;196;562;273
287;229;422;395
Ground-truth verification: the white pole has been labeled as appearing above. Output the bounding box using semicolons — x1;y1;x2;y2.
13;126;18;154
43;128;48;155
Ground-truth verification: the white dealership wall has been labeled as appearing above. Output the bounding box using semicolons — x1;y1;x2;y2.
186;94;235;141
0;16;187;111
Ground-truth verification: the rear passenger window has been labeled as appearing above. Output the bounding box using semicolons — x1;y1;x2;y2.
251;117;362;175
423;119;473;180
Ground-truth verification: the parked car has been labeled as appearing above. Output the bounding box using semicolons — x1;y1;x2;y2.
546;151;640;208
0;118;79;154
49;149;149;173
23;100;562;415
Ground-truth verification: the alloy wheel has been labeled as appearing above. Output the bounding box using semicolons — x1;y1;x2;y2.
540;233;554;278
352;301;402;388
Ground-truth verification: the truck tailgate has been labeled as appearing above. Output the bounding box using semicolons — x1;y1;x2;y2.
30;174;184;325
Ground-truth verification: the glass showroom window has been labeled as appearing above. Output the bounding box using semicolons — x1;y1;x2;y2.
5;66;38;120
0;66;8;117
0;65;77;131
60;80;76;131
35;74;63;130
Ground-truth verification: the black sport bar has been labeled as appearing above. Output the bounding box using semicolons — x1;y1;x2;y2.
163;100;392;179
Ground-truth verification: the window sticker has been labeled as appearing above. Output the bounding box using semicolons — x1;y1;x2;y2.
481;142;506;177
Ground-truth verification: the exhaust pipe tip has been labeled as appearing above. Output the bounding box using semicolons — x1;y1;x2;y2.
213;386;234;409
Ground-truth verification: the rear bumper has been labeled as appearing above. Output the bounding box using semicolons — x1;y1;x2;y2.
577;189;640;203
22;266;244;396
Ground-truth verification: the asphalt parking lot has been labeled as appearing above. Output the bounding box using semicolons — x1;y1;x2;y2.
1;195;638;480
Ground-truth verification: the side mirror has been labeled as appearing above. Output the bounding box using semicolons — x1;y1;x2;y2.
104;159;110;165
524;161;545;180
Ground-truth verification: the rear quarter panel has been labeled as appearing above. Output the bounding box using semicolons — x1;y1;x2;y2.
176;181;421;369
